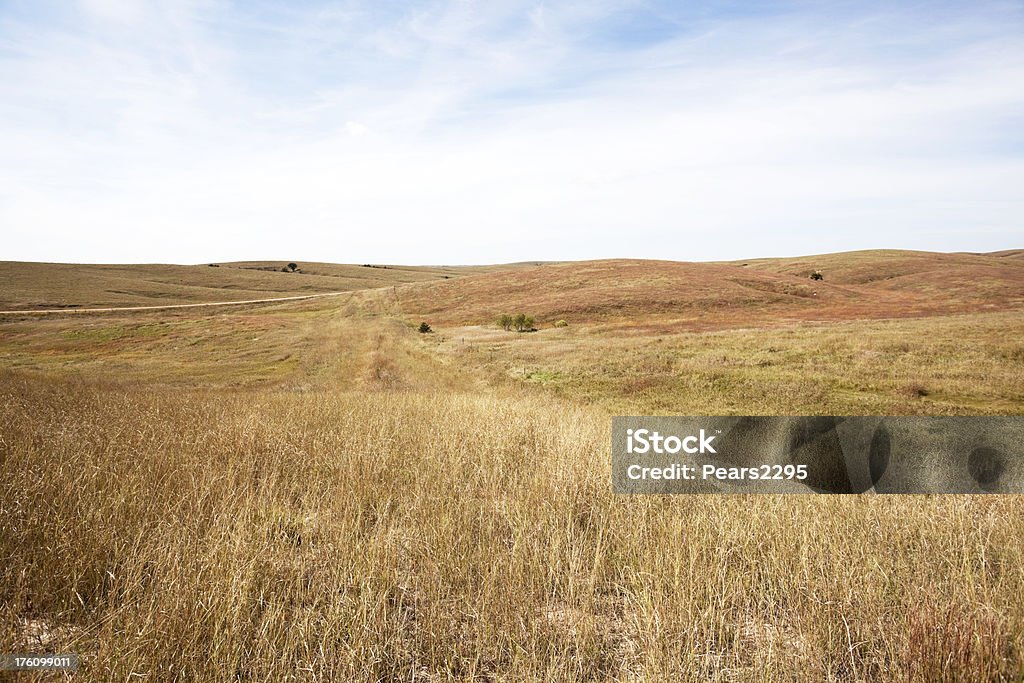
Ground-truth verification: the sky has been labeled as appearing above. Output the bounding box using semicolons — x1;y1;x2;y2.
1;0;1022;265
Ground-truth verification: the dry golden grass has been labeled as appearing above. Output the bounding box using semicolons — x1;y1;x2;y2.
0;261;523;311
433;312;1024;415
2;378;1023;681
726;248;1016;281
1;251;1023;681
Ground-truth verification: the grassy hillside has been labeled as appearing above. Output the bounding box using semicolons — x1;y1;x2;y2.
428;312;1024;416
987;249;1024;259
1;249;1023;680
0;261;529;311
726;248;1016;281
397;250;1024;330
732;249;1024;305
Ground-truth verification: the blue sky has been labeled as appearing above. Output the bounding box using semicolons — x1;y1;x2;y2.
1;0;1022;264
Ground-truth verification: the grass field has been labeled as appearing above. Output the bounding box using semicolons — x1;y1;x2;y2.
0;261;528;311
1;250;1023;681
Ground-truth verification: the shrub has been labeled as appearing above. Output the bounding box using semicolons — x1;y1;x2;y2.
287;263;298;272
418;322;432;334
499;313;536;332
554;320;568;328
809;270;824;281
516;315;535;333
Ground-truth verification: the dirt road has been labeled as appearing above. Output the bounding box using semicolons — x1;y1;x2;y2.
0;291;349;315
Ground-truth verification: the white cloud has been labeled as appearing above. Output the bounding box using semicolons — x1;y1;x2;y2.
79;0;146;24
344;121;368;137
0;1;1022;263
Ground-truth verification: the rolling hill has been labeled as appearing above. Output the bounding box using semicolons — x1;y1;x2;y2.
397;250;1024;331
1;247;1022;680
4;250;1021;330
0;261;529;311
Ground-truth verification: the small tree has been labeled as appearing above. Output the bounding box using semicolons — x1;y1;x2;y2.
418;322;432;334
287;263;298;272
511;314;535;332
498;313;537;332
809;270;823;281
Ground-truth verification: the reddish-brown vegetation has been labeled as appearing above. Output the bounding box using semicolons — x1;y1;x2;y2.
397;250;1024;331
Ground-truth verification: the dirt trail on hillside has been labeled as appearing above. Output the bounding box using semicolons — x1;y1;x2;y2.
0;291;351;316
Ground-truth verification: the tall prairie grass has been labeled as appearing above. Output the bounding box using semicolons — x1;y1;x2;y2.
2;374;1022;681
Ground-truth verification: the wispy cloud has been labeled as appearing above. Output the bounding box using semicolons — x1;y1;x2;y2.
1;0;1022;263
